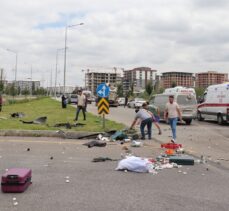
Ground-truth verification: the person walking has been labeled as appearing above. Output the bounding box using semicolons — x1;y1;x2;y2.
124;95;128;108
146;102;162;135
164;95;184;143
61;95;67;109
130;103;155;140
75;90;86;121
0;95;3;112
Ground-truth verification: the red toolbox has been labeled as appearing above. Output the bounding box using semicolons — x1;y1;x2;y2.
161;143;182;150
1;168;32;193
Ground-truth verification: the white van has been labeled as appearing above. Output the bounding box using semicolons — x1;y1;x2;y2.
150;86;197;125
197;83;229;124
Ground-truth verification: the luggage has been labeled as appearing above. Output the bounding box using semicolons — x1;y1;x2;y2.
1;168;32;193
161;143;182;150
169;155;194;165
111;131;128;141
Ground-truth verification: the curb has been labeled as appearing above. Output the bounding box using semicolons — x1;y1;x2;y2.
0;130;102;139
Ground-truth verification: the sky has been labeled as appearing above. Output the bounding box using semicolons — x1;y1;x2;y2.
0;0;229;87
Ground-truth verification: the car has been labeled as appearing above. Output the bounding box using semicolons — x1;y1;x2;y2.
127;98;146;108
117;97;125;106
68;94;78;104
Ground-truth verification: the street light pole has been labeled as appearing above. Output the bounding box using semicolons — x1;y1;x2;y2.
6;49;18;82
55;48;65;98
63;22;84;94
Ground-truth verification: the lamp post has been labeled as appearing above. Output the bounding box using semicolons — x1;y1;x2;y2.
63;22;84;94
55;48;65;98
6;49;18;82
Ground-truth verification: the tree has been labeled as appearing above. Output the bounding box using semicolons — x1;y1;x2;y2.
9;84;17;96
21;89;30;96
32;82;35;95
116;83;124;97
145;82;153;96
195;87;205;98
0;81;4;93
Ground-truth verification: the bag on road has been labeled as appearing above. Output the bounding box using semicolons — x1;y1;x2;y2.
116;156;150;173
1;168;32;193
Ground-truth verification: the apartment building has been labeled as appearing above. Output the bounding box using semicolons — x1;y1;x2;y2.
123;67;157;94
195;71;228;88
15;80;40;92
86;72;121;95
161;72;194;88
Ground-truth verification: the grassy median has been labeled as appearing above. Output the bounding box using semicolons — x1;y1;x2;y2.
0;97;125;132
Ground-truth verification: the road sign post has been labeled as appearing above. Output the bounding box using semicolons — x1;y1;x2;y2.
96;84;110;130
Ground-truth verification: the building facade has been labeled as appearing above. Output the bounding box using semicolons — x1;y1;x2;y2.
195;71;228;88
123;67;157;94
15;80;40;92
86;72;121;95
161;72;194;88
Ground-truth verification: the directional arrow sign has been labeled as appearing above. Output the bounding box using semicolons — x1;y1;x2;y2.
98;97;109;115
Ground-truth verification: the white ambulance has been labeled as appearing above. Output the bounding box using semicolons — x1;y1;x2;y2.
150;86;197;125
197;83;229;124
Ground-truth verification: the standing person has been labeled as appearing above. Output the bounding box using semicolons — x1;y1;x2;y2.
75;90;86;121
124;95;128;108
164;95;184;143
130;103;154;140
0;95;3;112
61;95;67;109
146;102;162;135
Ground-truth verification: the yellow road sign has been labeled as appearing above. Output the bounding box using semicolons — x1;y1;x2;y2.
98;98;109;115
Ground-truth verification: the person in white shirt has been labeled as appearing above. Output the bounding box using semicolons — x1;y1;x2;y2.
164;95;184;143
75;90;86;121
130;103;155;140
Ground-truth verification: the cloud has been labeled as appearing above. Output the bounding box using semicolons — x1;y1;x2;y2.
0;0;228;87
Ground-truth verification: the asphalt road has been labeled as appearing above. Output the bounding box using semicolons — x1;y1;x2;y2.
88;105;229;169
0;136;229;211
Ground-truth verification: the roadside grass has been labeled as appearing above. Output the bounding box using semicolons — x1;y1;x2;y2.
0;98;125;132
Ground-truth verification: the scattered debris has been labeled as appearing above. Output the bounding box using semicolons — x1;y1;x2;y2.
20;116;47;124
53;122;86;129
11;112;25;118
50;156;53;160
92;157;117;162
131;141;142;147
27;148;30;151
83;141;107;148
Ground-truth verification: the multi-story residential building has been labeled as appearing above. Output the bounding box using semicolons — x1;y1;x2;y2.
15;80;40;92
86;72;121;95
161;72;194;88
123;67;157;94
195;71;228;88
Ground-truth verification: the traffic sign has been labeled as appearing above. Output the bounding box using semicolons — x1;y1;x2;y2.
96;83;110;98
98;97;109;115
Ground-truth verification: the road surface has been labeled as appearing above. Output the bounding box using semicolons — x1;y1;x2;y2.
88;104;229;169
0;136;228;211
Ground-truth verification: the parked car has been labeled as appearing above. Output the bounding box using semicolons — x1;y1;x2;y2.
197;83;229;125
68;94;78;104
127;98;146;108
118;97;125;106
150;86;197;125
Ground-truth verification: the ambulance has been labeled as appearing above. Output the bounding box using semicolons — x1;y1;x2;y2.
150;86;197;125
197;83;229;125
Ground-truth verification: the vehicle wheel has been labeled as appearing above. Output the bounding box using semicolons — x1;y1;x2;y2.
217;114;224;125
185;119;192;125
197;111;204;121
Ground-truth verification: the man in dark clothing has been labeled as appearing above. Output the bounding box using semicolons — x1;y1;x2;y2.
61;95;67;108
124;95;128;108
